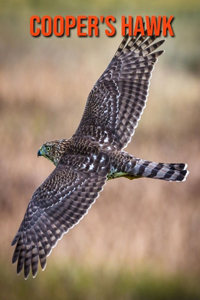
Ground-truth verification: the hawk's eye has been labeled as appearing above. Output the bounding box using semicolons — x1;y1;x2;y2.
46;146;51;152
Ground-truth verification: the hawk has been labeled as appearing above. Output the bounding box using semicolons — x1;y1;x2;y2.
12;33;189;279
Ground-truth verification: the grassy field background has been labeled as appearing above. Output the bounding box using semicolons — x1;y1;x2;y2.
0;1;200;299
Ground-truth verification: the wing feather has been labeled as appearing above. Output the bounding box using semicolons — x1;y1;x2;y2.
12;151;109;279
75;33;165;150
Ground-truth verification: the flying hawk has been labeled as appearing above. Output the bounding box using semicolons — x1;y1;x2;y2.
12;33;189;279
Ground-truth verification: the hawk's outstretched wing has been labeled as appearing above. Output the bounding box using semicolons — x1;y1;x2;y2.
12;151;109;279
75;33;165;150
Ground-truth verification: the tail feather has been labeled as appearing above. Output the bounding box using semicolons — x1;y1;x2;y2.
133;159;189;182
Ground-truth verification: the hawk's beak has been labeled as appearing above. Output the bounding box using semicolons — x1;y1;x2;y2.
37;148;42;157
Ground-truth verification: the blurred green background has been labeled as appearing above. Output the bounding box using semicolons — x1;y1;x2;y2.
0;1;200;299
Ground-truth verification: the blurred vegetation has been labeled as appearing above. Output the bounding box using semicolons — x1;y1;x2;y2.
1;262;200;300
0;0;200;14
0;0;200;299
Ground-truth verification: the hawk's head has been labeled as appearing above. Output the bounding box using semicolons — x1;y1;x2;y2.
37;139;68;166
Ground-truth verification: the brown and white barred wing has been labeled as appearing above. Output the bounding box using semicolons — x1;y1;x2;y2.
75;33;165;150
11;152;109;279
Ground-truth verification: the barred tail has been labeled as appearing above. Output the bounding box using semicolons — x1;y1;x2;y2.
133;159;189;182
